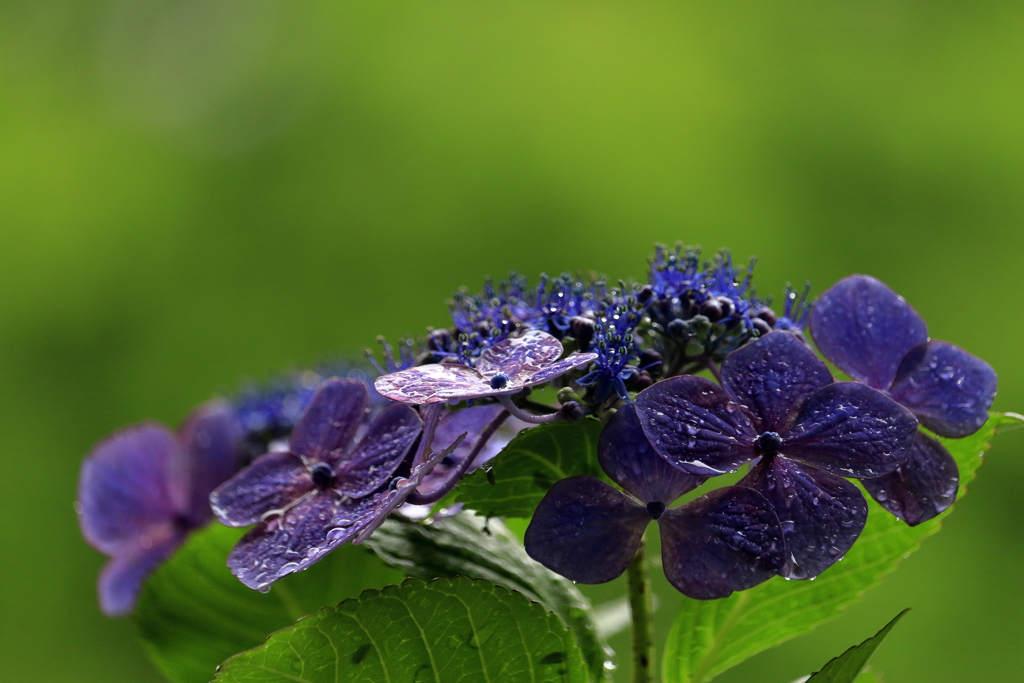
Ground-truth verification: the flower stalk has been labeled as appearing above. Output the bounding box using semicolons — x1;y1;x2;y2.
627;535;655;683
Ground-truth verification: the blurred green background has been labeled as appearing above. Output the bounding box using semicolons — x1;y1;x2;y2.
1;1;1022;681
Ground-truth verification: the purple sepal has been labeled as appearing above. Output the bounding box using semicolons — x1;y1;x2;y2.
288;379;368;461
598;403;705;505
334;404;421;497
811;274;928;390
78;424;182;557
862;431;959;526
417;404;507;495
635;375;757;476
739;458;867;580
210;452;311;528
476;330;565;382
524;353;598;385
374;363;493;404
375;330;595;405
659;486;783;599
721;331;833;433
888;341;997;438
783;382;918;479
524;476;649;584
227;492;372;591
98;534;183;616
352;435;462;544
177;400;243;526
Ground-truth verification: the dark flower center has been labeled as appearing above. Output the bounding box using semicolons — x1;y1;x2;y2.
646;501;666;520
310;462;334;487
755;431;783;455
489;372;510;390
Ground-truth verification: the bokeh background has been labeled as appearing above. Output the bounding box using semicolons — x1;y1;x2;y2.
1;1;1022;681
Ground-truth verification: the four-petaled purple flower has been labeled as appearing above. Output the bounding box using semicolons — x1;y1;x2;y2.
811;275;998;525
374;330;596;404
210;378;427;591
525;404;784;599
77;400;242;615
634;331;918;579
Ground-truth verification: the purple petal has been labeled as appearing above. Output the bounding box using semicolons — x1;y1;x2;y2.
721;331;833;433
888;340;997;438
522;352;598;386
77;423;182;557
209;452;311;527
862;431;959;526
783;382;917;478
598;403;705;505
739;457;867;580
810;274;928;390
352;433;467;544
97;534;184;616
177;400;243;526
374;363;492;404
333;404;422;497
635;376;758;476
524;476;650;584
288;378;368;459
227;492;374;591
417;404;508;494
477;330;564;384
659;486;783;599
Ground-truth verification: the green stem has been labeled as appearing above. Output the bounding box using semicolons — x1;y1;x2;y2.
627;536;656;683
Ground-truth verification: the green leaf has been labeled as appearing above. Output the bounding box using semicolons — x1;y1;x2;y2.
213;577;590;683
805;610;907;683
364;511;611;681
135;523;403;683
663;414;1018;683
455;417;604;519
852;669;884;683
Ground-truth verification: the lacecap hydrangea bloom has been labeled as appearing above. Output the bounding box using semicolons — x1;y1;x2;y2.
75;241;1001;618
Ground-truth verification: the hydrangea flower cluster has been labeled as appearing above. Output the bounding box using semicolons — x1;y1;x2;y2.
76;243;997;616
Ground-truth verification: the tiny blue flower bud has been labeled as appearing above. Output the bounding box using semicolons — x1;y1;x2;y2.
489;372;511;390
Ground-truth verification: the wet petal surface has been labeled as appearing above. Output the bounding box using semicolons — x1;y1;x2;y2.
784;382;917;478
739;457;867;580
635;375;758;476
659;486;783;599
862;431;959;526
77;423;182;556
288;379;368;460
334;404;421;497
598;403;705;505
889;340;997;438
227;492;375;591
477;330;564;383
721;331;833;433
524;476;650;584
523;352;598;386
209;451;311;527
811;274;928;390
374;363;491;404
